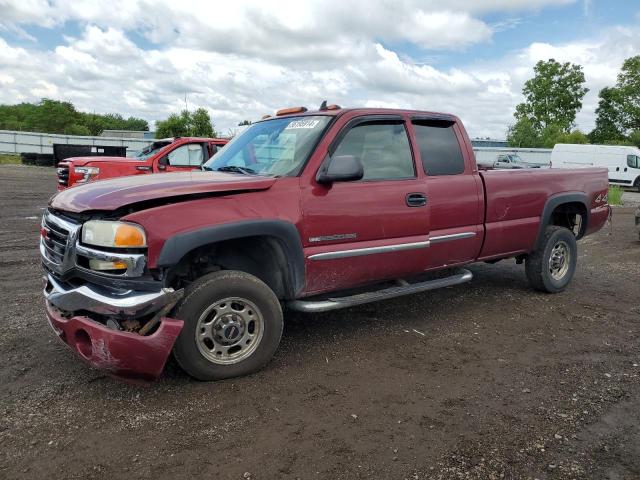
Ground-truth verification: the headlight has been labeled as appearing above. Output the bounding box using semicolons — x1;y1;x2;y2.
82;221;147;248
74;166;100;183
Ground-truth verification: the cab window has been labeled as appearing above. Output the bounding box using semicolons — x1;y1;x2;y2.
167;144;205;166
332;121;415;180
628;154;639;169
412;121;465;176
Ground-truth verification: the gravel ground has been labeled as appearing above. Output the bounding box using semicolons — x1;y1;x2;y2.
0;164;639;480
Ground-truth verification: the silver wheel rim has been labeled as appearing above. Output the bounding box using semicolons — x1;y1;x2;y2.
195;297;264;365
549;240;570;281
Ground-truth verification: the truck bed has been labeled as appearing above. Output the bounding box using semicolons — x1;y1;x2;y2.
477;167;609;260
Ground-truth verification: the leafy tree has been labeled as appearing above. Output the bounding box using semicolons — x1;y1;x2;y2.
507;118;542;147
590;56;640;144
155;111;191;138
64;124;92;136
514;59;588;133
508;59;588;147
191;108;215;137
589;87;625;144
540;126;588;148
616;55;640;133
155;108;216;138
32;99;80;133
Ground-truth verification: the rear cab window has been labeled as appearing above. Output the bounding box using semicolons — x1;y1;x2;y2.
412;121;465;176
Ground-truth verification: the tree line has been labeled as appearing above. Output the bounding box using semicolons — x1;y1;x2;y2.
0;99;149;136
507;55;640;148
0;99;218;139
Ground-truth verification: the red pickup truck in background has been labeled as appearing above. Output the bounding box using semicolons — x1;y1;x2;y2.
42;106;610;381
56;137;228;190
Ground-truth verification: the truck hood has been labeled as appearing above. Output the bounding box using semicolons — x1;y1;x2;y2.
50;171;278;213
62;156;147;167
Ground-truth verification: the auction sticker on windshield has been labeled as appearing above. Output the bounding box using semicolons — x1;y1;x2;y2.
285;119;321;129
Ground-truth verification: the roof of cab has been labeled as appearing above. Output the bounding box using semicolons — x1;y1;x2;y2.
267;107;458;122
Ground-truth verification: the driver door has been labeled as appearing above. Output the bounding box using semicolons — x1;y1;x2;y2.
301;116;431;295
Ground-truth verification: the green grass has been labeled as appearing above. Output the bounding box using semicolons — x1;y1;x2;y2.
608;185;623;205
0;154;21;165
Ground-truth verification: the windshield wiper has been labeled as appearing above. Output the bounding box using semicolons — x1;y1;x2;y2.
215;165;258;175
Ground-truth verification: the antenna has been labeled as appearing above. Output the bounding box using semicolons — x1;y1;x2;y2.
319;100;328;111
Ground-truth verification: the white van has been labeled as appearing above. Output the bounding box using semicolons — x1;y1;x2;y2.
551;144;640;190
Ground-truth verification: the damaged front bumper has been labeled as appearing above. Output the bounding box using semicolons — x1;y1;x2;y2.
43;274;184;379
44;274;181;317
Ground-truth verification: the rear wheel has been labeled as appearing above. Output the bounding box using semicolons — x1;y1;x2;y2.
172;270;283;381
525;225;577;293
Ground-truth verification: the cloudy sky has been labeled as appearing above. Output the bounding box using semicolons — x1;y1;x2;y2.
0;0;638;138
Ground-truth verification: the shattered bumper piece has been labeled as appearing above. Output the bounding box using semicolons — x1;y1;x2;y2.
45;302;183;380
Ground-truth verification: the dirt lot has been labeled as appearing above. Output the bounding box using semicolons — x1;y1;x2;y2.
0;164;639;480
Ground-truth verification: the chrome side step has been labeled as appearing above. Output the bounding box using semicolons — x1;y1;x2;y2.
287;268;473;313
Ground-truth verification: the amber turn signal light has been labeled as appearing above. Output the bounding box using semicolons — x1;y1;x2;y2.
114;224;146;248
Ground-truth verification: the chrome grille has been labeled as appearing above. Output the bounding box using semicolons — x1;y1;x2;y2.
57;165;69;187
40;211;81;274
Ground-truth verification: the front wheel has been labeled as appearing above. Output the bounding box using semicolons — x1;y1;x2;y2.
172;270;283;381
525;225;577;293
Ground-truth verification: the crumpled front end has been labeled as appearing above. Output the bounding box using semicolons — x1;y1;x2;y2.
41;208;184;380
45;302;183;380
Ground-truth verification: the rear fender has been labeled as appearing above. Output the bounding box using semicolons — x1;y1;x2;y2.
535;192;588;250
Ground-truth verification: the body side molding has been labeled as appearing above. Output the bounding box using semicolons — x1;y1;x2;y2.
430;232;476;244
308;240;430;261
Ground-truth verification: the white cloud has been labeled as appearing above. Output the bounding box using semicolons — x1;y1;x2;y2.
0;0;635;138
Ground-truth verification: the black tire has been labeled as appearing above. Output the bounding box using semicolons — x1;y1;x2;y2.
172;270;283;381
634;177;640;193
525;225;577;293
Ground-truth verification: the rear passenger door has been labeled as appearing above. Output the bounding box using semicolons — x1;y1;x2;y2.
410;119;483;269
302;116;431;294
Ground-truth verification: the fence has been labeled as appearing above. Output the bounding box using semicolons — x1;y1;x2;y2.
473;147;552;166
0;130;154;156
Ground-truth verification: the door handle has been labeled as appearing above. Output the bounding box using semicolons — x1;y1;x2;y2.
406;192;427;207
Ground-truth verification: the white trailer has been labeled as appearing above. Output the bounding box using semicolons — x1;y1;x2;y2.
551;144;640;190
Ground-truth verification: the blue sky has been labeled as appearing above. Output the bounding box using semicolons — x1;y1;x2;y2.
0;0;638;137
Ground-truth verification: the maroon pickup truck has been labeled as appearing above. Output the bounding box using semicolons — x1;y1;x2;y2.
41;106;610;381
56;137;228;190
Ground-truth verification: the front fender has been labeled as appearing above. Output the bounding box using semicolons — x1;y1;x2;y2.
156;220;306;297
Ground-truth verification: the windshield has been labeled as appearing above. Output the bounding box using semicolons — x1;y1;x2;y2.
135;141;171;160
203;116;332;176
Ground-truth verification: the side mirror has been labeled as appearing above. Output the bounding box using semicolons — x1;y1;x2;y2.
158;156;168;170
316;155;364;184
